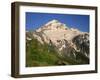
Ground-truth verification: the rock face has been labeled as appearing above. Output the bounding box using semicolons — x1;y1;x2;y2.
26;19;89;65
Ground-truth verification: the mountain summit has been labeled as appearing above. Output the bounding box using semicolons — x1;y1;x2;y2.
26;19;89;66
36;19;68;32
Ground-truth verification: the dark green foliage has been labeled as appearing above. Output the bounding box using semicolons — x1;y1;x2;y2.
26;37;61;67
26;35;89;67
75;51;89;64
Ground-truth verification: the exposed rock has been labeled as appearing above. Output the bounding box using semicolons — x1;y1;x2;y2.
26;19;89;64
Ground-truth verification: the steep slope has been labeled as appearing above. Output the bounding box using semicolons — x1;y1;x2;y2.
26;19;89;66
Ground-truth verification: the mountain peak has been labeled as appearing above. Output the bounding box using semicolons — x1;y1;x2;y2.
27;19;89;65
45;19;59;25
45;19;62;26
38;19;68;30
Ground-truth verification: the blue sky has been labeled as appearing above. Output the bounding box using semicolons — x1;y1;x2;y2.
26;12;89;32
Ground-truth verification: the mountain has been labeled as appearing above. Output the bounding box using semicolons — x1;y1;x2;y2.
26;19;89;67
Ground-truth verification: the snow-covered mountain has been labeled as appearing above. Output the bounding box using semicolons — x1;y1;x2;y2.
26;19;89;65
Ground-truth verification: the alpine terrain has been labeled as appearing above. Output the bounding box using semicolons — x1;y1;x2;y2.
26;19;89;67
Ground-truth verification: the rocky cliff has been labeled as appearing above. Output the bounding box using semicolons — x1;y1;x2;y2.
26;19;89;66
